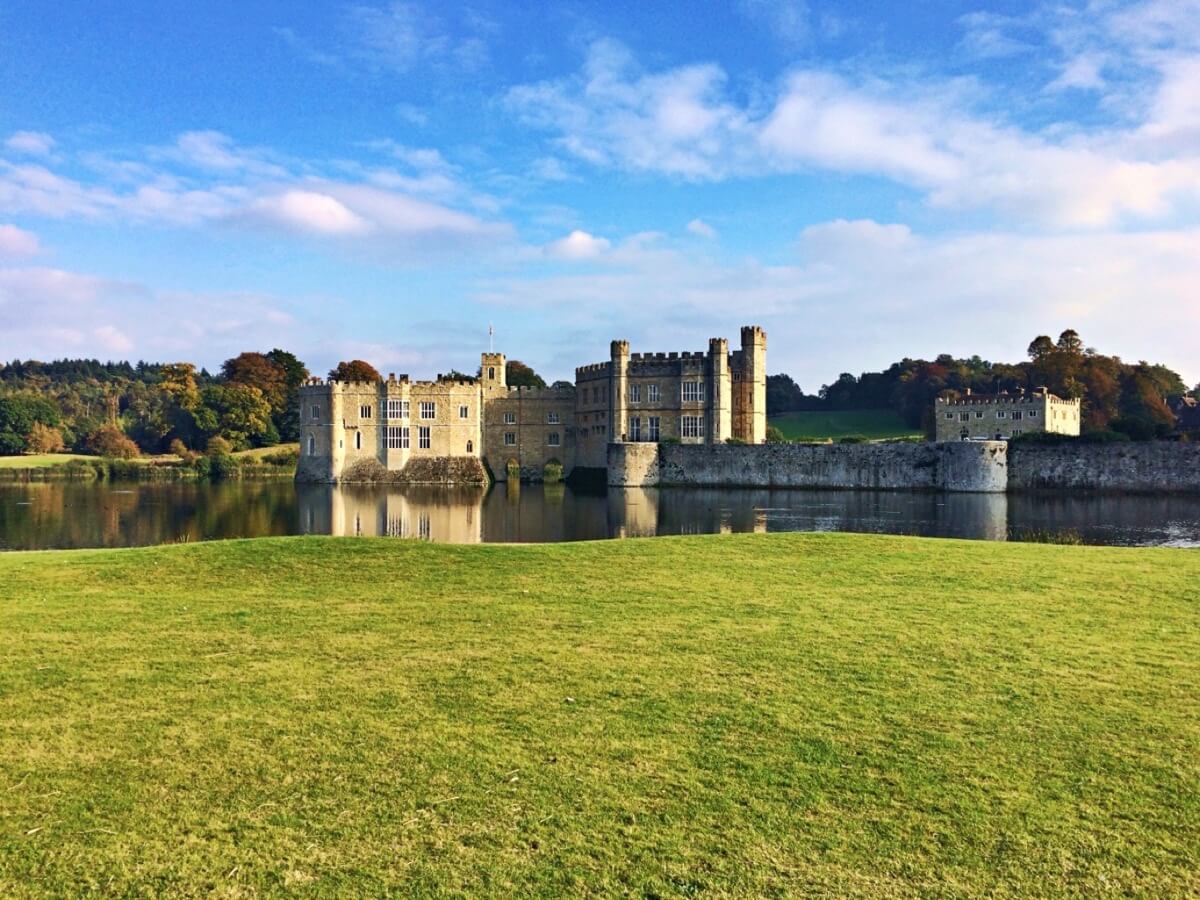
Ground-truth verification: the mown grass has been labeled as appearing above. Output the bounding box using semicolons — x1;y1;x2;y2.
0;454;93;469
770;408;922;441
0;534;1197;896
233;442;299;461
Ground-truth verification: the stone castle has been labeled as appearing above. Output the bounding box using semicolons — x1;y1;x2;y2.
934;387;1081;442
295;325;767;483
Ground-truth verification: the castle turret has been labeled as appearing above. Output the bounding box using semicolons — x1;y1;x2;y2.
610;339;629;442
708;337;731;443
732;325;767;443
481;352;506;391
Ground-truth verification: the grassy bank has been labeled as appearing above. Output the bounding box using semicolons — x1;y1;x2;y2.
770;408;922;441
0;444;298;482
1;534;1197;896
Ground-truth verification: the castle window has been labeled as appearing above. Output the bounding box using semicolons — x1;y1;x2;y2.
1012;429;1022;437
459;405;469;419
488;367;495;379
547;432;560;447
1012;410;1023;420
466;440;473;453
355;431;362;450
648;384;660;403
960;413;970;422
418;426;430;449
504;411;516;424
945;412;954;420
387;399;406;420
629;384;641;403
681;415;704;438
547;411;560;424
311;405;320;420
360;405;373;419
307;435;315;455
420;402;436;419
504;432;516;446
386;426;406;449
1029;409;1038;417
682;382;705;403
996;411;1007;419
629;417;641;441
648;416;660;441
975;411;984;419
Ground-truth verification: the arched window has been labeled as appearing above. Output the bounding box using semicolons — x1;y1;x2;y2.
467;440;473;453
355;431;362;450
307;435;315;455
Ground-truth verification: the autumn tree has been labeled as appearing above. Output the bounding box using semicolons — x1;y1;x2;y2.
0;395;61;455
328;360;381;383
87;424;140;459
25;422;66;454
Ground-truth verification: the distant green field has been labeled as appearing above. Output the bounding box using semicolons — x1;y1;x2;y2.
770;408;922;441
0;453;91;469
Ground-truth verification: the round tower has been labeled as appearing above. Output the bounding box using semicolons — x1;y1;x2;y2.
610;339;629;442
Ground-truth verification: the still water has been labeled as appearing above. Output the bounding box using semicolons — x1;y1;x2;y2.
2;481;1200;550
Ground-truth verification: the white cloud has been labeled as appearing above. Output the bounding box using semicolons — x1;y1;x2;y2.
474;220;1200;389
94;324;133;353
737;0;811;45
507;35;1200;228
686;219;717;239
4;131;56;156
248;190;370;235
0;224;40;256
0;265;302;364
543;230;611;260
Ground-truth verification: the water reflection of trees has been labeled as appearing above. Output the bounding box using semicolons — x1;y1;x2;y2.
0;482;299;549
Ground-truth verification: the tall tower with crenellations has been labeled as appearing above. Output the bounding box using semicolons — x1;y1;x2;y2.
731;325;767;443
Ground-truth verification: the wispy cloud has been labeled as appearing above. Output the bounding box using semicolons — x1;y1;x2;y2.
0;130;513;254
0;224;40;256
506;26;1200;228
4;131;56;156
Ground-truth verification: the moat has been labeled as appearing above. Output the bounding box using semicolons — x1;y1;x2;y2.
3;481;1200;550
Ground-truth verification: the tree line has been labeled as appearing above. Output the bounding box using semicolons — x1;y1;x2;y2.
768;329;1197;439
0;353;551;457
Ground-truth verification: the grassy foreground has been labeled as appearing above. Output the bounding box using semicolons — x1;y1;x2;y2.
0;534;1197;896
769;408;922;441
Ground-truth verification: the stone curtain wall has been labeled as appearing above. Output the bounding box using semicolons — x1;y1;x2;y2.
1008;443;1200;493
611;441;1009;492
610;440;1200;494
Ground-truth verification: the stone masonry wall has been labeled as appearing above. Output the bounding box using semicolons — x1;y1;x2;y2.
611;441;1008;492
1008;442;1200;493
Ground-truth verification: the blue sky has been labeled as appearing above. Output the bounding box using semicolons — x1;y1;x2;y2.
0;0;1197;389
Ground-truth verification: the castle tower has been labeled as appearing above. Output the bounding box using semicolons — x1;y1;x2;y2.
740;325;767;444
610;339;629;442
481;352;506;393
708;337;732;443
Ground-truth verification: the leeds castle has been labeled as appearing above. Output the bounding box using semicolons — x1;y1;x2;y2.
295;325;767;483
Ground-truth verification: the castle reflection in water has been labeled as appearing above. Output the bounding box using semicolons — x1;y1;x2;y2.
295;483;1027;543
3;482;1200;550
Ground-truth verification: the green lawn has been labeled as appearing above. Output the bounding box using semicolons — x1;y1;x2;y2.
0;454;92;469
770;408;922;441
1;534;1197;896
233;442;299;461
